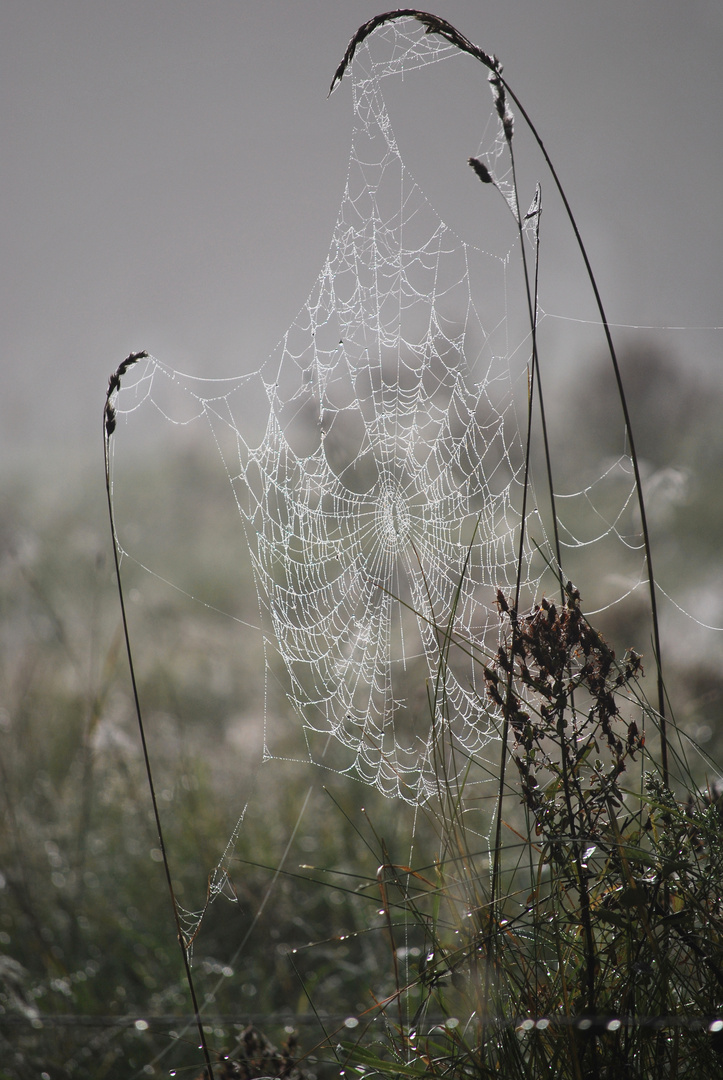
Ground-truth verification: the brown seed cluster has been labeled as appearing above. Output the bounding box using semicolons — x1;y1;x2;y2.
194;1025;310;1080
104;350;147;438
484;584;644;835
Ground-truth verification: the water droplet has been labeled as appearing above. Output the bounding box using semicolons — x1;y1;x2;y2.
607;1019;621;1032
711;1019;723;1033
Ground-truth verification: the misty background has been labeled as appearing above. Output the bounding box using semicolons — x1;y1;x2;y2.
2;0;722;471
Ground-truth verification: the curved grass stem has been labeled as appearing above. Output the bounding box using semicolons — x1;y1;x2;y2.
103;353;216;1080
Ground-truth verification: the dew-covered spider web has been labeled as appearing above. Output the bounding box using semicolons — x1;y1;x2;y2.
109;17;665;809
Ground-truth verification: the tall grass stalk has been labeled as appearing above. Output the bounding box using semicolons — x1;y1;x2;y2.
331;7;668;785
104;354;216;1080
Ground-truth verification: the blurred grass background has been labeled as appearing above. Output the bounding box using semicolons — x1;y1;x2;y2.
1;342;722;1079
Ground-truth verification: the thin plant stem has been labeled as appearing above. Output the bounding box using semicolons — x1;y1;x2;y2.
331;5;668;788
495;75;668;783
103;353;215;1080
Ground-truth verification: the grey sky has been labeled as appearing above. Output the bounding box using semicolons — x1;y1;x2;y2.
2;1;722;470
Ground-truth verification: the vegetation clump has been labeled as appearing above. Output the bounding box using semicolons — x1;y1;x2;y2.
338;586;723;1079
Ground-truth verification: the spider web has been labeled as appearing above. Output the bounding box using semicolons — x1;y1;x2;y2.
109;18;648;806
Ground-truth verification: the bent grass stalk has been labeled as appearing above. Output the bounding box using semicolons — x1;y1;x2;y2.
104;353;216;1080
331;7;668;786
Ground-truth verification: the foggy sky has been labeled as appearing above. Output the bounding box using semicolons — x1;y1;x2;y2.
2;0;722;470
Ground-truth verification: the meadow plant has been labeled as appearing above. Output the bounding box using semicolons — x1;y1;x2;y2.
329;585;723;1078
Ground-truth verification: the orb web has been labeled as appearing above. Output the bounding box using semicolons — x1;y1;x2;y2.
111;19;584;804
